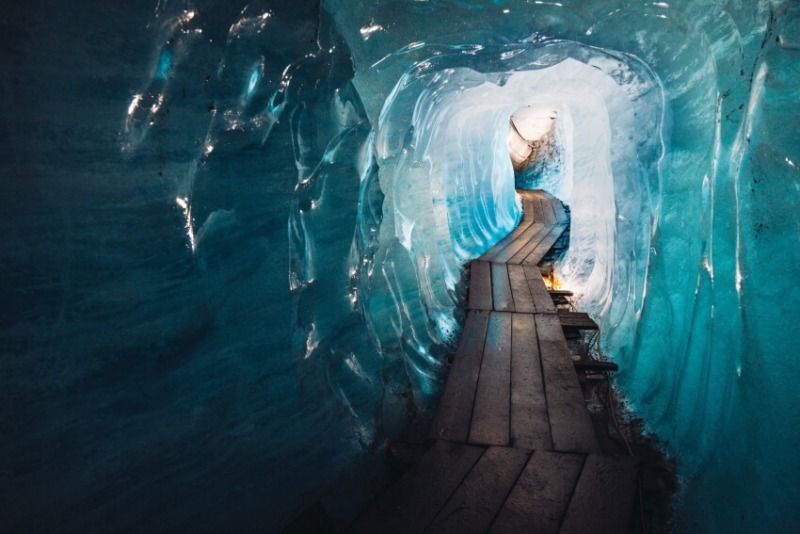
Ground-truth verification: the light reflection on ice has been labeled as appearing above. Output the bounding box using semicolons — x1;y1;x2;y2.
359;23;384;40
127;94;142;116
175;196;196;252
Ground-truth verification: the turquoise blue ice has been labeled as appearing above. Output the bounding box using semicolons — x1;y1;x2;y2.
1;0;798;531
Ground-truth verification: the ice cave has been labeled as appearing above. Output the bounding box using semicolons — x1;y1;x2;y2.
1;0;799;531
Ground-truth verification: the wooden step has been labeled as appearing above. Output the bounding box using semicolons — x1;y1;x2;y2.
574;359;619;373
558;311;598;330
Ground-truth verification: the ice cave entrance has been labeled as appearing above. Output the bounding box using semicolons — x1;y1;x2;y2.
508;105;560;174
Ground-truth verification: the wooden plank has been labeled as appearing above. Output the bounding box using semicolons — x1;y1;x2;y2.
540;195;558;224
522;194;536;222
489;451;585;534
492;222;548;264
430;311;490;442
350;441;485;534
552;197;568;223
510;314;552;450
523;265;557;314
559;311;598;330
531;196;546;222
427;447;530;534
535;314;600;453
469;312;512;446
523;194;535;220
506;224;552;265
539;340;599;452
520;223;566;266
521;223;567;266
552;194;565;222
559;454;639;534
491;263;515;312
479;219;533;261
518;189;539;204
479;188;544;261
507;264;535;313
468;260;492;310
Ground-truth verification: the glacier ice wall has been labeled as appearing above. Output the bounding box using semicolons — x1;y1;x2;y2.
1;0;799;531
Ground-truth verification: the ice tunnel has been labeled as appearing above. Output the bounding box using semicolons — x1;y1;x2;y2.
1;0;799;532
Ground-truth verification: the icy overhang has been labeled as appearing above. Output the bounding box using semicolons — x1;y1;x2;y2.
508;105;559;173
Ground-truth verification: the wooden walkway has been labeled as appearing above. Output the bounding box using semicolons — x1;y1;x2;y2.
350;190;637;534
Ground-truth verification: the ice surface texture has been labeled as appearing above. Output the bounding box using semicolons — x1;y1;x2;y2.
1;0;799;531
369;40;665;401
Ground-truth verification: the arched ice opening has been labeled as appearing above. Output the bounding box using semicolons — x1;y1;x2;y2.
366;41;665;403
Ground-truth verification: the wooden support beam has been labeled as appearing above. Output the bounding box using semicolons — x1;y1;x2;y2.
574;360;619;373
558;311;598;330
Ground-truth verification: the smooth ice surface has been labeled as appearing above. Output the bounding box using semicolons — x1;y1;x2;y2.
2;0;799;532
